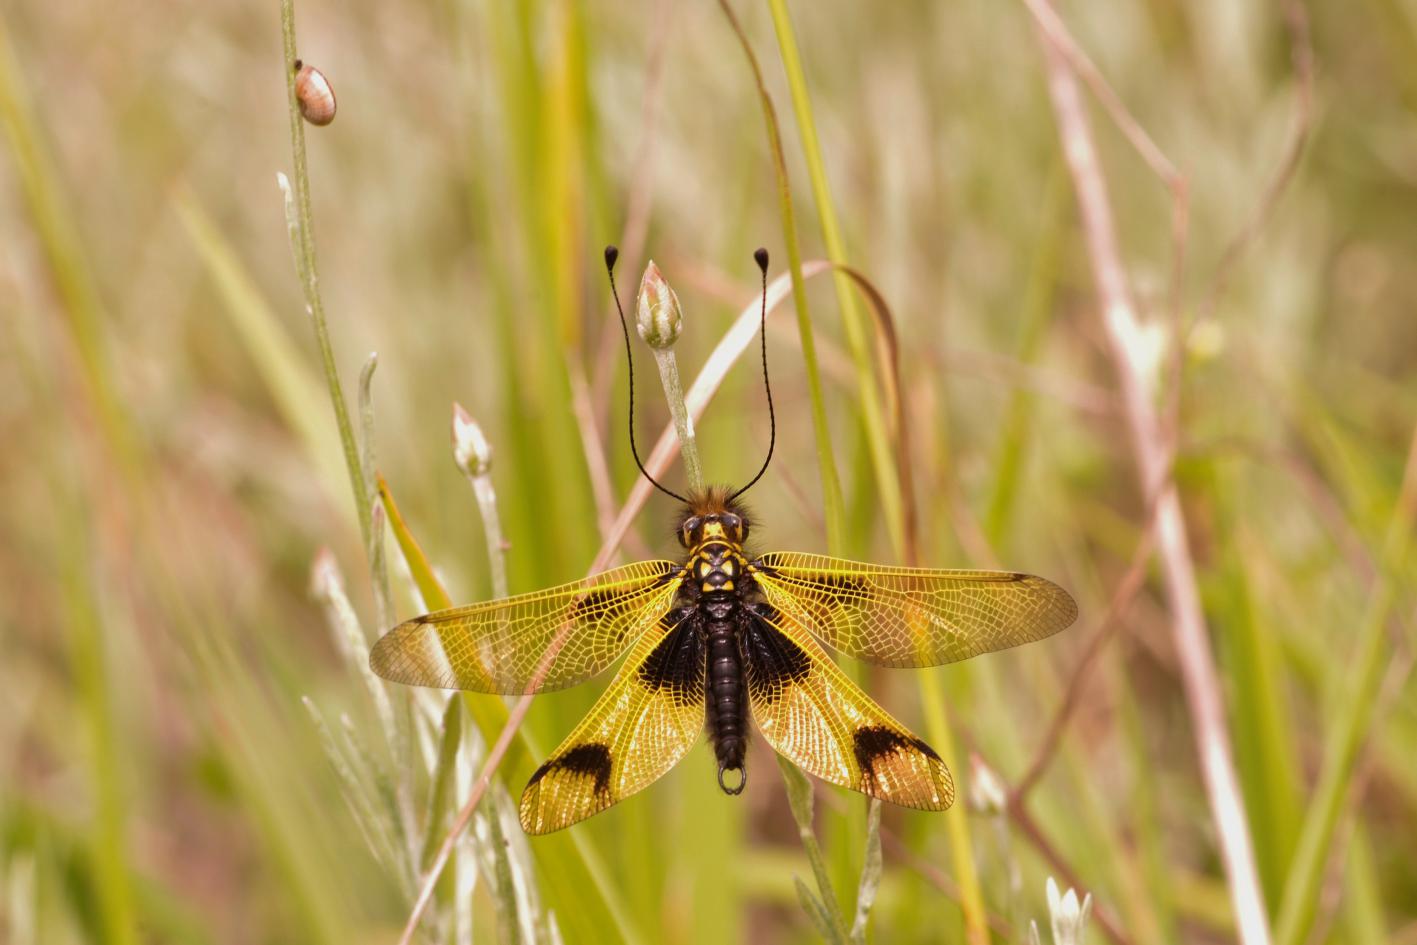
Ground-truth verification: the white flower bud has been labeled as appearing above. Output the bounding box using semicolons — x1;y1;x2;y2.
968;752;1008;816
636;260;683;349
1046;877;1093;945
451;402;492;477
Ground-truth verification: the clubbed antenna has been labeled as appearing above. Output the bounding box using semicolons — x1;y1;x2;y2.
606;246;689;504
730;248;775;501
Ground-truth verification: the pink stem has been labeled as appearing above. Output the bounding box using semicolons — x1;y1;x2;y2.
1031;8;1272;944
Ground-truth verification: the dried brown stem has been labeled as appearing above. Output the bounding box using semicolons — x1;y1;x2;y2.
568;359;622;541
1011;521;1156;801
1030;5;1272;943
1019;0;1191;450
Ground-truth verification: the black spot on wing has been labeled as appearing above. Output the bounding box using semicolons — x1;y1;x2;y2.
741;605;810;705
570;563;681;624
568;589;619;626
528;743;613;797
808;573;873;597
852;726;940;778
637;614;705;708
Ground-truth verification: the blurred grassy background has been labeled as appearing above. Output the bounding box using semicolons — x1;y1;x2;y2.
2;0;1416;943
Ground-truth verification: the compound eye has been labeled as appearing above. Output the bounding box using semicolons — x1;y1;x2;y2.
680;517;702;546
720;513;742;539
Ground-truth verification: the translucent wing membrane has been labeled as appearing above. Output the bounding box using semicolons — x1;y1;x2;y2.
744;603;954;810
751;552;1077;668
370;561;684;693
520;612;705;833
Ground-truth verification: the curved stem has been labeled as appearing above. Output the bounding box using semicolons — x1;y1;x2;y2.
279;0;370;548
719;0;845;553
1031;7;1271;943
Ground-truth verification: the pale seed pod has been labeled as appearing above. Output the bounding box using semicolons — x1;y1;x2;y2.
294;59;336;126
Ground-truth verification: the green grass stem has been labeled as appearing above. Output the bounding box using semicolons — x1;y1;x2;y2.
720;0;845;554
651;347;705;491
278;0;371;549
766;0;905;558
451;405;523;945
1274;427;1417;945
778;757;851;943
919;673;989;945
176;193;350;517
1;23;139;945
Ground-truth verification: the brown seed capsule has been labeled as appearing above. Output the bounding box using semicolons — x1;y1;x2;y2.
293;59;336;126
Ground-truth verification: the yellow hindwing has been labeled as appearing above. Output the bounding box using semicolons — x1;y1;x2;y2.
744;602;954;810
519;610;704;833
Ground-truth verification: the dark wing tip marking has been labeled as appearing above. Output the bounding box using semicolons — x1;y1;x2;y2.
852;725;954;810
852;725;937;774
528;742;614;797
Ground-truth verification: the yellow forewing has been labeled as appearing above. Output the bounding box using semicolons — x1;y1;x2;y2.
519;612;704;833
745;604;954;810
369;560;684;693
751;553;1077;668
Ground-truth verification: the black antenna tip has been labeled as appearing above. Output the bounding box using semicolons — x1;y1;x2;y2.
604;245;620;272
754;247;769;272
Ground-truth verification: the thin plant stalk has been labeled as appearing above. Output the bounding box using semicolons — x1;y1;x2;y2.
1274;425;1417;945
359;355;395;632
765;0;906;559
278;0;370;548
651;348;703;489
63;547;139;945
1031;9;1272;943
636;261;704;488
778;758;850;943
849;800;883;944
719;0;846;553
175;193;350;506
451;402;524;945
919;675;989;945
760;11;904;905
0;22;139;945
716;9;855;919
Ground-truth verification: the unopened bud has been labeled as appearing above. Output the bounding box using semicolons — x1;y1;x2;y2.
636;260;682;349
968;752;1008;815
451;402;492;477
309;546;342;602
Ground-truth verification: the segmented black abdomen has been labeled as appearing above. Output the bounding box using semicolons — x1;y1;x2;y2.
704;614;747;793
